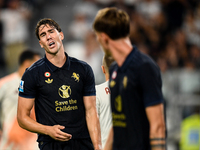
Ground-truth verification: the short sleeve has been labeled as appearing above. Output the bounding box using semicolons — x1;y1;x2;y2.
83;64;96;96
18;69;37;98
139;62;164;107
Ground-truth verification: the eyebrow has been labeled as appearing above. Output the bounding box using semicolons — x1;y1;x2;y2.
39;28;55;37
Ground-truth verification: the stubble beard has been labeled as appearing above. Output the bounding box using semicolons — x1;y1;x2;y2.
46;49;59;55
101;46;112;57
45;44;60;56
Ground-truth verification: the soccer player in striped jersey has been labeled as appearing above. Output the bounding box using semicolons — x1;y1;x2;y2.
93;7;166;150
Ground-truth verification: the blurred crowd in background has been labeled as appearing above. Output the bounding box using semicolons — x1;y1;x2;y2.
0;0;200;150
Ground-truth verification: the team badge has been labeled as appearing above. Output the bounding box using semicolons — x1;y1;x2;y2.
123;76;128;89
44;72;51;77
45;78;53;84
19;80;24;92
110;80;116;88
71;72;80;82
112;71;117;79
115;95;122;112
58;85;71;98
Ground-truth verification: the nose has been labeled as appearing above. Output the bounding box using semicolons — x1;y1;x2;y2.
46;33;51;40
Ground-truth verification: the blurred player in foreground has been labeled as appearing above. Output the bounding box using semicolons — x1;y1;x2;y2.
96;55;115;148
17;18;102;150
0;50;40;150
93;7;166;150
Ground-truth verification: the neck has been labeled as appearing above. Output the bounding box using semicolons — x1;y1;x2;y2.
109;37;132;67
46;46;66;68
105;73;109;81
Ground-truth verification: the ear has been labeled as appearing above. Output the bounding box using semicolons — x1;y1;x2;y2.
60;32;64;40
101;33;110;45
39;41;43;48
101;65;106;75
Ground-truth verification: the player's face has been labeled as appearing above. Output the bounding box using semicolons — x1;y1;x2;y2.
38;24;64;55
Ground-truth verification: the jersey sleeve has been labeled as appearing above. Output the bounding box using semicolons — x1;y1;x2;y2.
83;64;96;96
139;62;164;107
18;69;37;98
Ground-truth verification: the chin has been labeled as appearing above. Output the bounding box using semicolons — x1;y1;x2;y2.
46;49;59;55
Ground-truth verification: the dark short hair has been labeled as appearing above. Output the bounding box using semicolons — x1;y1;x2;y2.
93;7;130;40
19;49;40;65
35;18;62;40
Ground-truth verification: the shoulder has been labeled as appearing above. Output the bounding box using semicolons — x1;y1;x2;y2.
96;81;109;90
140;53;157;66
23;58;45;77
139;53;160;73
95;81;109;97
69;56;93;75
27;58;45;72
134;52;162;81
131;48;160;72
0;72;19;88
22;58;45;80
69;56;90;67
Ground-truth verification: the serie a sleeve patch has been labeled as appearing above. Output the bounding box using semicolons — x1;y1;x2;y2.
19;80;24;92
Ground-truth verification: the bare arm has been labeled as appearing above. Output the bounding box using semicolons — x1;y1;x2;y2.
84;96;102;150
146;103;166;150
103;127;113;150
17;96;72;141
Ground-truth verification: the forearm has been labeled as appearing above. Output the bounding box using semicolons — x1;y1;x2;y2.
150;125;166;150
146;104;166;150
86;109;102;150
17;114;50;135
17;114;72;142
17;97;72;141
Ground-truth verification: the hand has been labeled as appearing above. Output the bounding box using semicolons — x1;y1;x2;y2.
47;125;72;141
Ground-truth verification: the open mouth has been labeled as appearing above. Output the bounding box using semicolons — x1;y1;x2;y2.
49;41;55;48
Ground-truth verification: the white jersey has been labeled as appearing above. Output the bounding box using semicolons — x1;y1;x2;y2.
95;81;112;148
0;72;38;150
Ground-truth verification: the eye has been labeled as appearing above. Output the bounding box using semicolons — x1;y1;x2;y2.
40;33;45;37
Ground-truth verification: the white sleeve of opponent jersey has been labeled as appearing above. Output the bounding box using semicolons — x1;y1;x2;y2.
95;87;101;117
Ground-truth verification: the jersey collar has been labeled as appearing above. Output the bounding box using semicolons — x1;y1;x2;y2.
44;52;70;72
119;46;136;72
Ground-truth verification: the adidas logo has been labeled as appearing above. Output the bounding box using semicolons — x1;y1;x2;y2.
45;78;53;84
